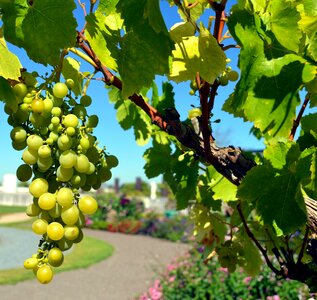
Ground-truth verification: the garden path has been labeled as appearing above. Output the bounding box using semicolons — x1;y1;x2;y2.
0;228;191;300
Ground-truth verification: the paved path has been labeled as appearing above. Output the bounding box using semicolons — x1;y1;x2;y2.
0;212;29;224
0;229;191;300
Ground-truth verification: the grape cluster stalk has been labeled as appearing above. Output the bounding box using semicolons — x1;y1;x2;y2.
6;73;118;284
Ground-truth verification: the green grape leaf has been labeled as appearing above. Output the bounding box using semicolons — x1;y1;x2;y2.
169;27;226;83
176;0;207;22
0;76;18;111
301;113;317;135
0;29;22;80
151;81;175;114
86;12;119;72
205;165;237;202
62;57;83;96
144;0;168;34
226;9;303;138
210;213;227;244
238;163;307;234
170;22;196;43
98;0;120;14
143;142;172;178
267;0;302;53
1;0;77;66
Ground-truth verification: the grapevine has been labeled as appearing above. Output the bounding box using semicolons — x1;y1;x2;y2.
0;0;317;292
6;72;118;283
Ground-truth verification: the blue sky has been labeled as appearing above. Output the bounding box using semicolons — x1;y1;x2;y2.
0;0;264;185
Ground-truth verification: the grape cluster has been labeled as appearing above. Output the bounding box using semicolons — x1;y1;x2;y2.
6;72;118;283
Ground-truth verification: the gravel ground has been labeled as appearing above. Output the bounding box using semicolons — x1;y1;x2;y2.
0;229;191;300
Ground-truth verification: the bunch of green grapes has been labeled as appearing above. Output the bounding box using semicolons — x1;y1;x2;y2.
7;72;119;284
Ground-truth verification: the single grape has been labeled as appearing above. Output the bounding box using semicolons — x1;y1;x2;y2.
23;257;38;270
61;205;79;225
13;83;28;99
57;238;73;251
26;203;41;217
59;150;77;168
38;192;56;210
29;178;49;198
98;167;112;182
219;75;229;86
48;247;64;267
12;140;27;151
38;145;52;158
74;154;90;173
63;114;79;128
47;222;64;241
10;127;27;143
53;82;68;98
32;218;48;235
37;156;53;172
43;98;53;114
27;135;44;150
80;95;92;107
79;137;90;150
56;187;74;208
78;195;98;214
228;70;239;82
86;115;99;128
73;228;84;244
51;107;62;117
57;134;72;150
36;265;53;284
65;79;75;89
188;108;202;119
86;162;95;175
22;148;38;164
31;98;44;114
86;146;99;164
65;127;76;136
16;164;32;181
64;225;80;240
56;166;74;182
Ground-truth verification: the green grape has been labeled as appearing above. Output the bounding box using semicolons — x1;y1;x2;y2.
86;115;99;128
36;265;53;284
31;98;44;114
46;222;64;241
81;183;92;192
86;173;97;185
16;164;32;181
27;135;44;150
23;257;38;270
32;218;48;235
73;228;84;243
65;127;76;136
48;203;62;218
80;95;92;107
76;212;86;228
43;98;53;114
79;137;90;150
38;192;56;210
92;177;102;190
106;155;119;168
72;104;87;119
29;178;49;198
78;195;98;214
66;79;75;89
57;134;72;150
86;162;95;175
228;70;239;81
56;166;74;182
71;174;82;187
13;83;28;99
10;127;27;143
12;140;27;151
64;225;79;240
22;148;38;164
19;103;30;112
56;187;74;208
219;75;229;86
57;238;73;251
38;145;52;158
48;247;64;267
23;96;33;104
37;156;53;171
61;205;79;225
63;114;79;128
189;89;195;95
53;82;68;98
190;80;198;90
74;154;90;173
51;107;62;117
26;203;41;217
59;150;77;168
49;131;59;142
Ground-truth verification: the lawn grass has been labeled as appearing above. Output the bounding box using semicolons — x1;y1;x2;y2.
0;233;114;285
0;205;26;215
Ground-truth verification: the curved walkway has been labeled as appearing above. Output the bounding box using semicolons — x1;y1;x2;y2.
0;229;191;300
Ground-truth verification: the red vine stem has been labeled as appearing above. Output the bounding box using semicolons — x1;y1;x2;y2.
289;93;310;141
237;202;283;276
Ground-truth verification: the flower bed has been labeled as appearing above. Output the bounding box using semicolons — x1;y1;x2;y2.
138;247;311;300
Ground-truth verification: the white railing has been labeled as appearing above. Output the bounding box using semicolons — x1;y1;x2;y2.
0;192;33;207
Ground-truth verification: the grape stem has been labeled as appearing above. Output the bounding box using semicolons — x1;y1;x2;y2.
289;93;310;141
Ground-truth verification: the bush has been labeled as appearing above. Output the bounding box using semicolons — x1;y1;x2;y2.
139;247;311;300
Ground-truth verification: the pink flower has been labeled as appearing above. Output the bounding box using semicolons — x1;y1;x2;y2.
153;280;161;290
243;276;252;285
139;293;149;300
166;264;177;272
148;287;162;300
85;218;93;226
272;296;280;300
169;276;176;282
217;267;229;274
